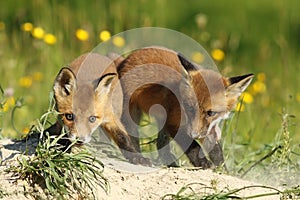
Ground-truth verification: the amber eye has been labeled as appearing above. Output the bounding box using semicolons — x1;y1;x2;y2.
207;110;217;117
65;113;74;121
89;116;97;123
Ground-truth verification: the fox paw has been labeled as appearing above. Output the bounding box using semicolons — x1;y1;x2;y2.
131;155;152;167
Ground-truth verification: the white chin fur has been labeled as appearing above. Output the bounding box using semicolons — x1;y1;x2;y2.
206;112;230;140
82;136;91;143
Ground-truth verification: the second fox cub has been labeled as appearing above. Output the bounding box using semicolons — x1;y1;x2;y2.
117;47;253;167
51;47;253;168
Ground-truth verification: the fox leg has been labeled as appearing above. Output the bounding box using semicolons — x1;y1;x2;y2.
101;122;151;166
156;130;179;167
173;132;224;169
120;101;142;152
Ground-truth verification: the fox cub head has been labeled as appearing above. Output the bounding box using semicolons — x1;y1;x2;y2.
178;54;253;142
53;53;117;143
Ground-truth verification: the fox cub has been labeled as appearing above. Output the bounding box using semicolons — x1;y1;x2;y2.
50;47;253;168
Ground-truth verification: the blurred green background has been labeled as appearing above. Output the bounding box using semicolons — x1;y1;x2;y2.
0;0;299;152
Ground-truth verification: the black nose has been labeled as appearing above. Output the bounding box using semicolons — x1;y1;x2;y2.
75;139;84;145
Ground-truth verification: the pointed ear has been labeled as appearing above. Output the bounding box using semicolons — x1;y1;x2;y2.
177;53;198;79
95;73;117;95
226;73;254;98
54;67;76;97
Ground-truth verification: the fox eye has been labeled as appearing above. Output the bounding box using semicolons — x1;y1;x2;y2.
65;113;74;121
206;110;217;117
89;116;97;123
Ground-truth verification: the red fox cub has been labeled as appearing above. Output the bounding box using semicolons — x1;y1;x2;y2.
51;53;150;165
117;47;253;167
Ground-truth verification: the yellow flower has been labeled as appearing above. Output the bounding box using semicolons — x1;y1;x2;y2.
257;72;266;82
241;92;254;104
99;30;111;41
235;102;245;112
32;27;45;39
44;33;57;45
0;22;5;30
2;97;15;112
252;81;266;94
19;76;33;88
22;127;30;134
112;36;125;47
296;93;300;103
21;22;33;32
76;29;89;41
32;72;43;81
191;52;204;64
211;49;225;62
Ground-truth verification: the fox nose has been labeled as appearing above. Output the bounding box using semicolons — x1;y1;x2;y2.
68;133;91;144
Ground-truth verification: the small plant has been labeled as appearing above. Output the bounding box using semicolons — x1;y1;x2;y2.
7;95;109;199
8;131;109;199
162;182;300;200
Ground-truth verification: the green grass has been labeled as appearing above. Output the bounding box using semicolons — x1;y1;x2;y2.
0;0;299;142
7;128;109;199
162;182;300;199
0;0;299;197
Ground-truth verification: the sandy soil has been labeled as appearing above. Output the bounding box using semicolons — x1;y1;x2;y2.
0;137;281;200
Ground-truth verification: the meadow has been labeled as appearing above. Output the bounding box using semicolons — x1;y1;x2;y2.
0;0;299;188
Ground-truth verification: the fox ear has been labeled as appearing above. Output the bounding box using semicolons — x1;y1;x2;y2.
54;67;76;97
177;53;198;79
95;73;117;96
226;73;254;98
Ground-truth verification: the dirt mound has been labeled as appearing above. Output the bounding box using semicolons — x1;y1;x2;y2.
0;138;279;200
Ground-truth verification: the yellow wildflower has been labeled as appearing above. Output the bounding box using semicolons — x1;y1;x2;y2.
252;81;266;94
44;33;57;45
32;72;43;81
191;52;204;64
235;102;245;112
76;29;89;41
99;30;111;41
211;49;225;62
0;22;5;30
296;93;300;102
19;76;33;88
21;22;33;32
2;97;15;112
241;92;254;104
257;72;266;82
112;36;125;47
22;127;30;134
32;27;45;39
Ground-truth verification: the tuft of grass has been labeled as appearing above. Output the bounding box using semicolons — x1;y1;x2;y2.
6;95;109;199
234;110;300;187
162;182;300;200
8;131;109;199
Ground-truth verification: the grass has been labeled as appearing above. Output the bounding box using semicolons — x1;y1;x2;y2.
0;0;299;199
161;109;300;199
5;98;109;199
162;182;300;200
0;0;299;142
